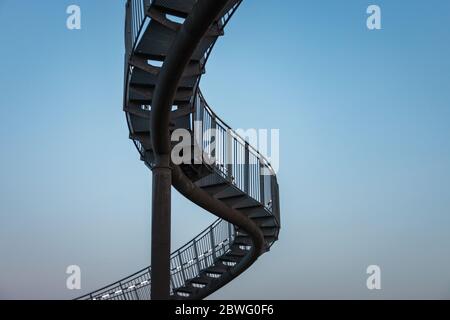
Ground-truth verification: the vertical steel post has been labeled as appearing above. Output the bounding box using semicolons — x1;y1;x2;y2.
211;116;217;161
193;239;202;273
259;161;265;206
151;154;171;300
226;129;233;182
143;0;152;13
210;229;217;259
178;254;187;283
244;143;250;194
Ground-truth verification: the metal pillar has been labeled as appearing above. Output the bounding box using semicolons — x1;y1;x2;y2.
151;155;171;300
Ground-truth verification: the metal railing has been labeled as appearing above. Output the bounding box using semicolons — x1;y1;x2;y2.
124;0;244;169
125;0;241;63
77;219;234;300
170;219;235;291
125;0;152;58
193;91;278;214
200;1;242;69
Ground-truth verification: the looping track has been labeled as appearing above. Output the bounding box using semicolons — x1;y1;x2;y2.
77;0;280;300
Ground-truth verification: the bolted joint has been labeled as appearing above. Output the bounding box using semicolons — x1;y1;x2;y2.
152;153;172;171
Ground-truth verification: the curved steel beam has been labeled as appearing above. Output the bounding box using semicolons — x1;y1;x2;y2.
151;0;230;159
171;166;265;299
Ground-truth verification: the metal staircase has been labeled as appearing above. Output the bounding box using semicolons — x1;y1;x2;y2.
77;0;280;300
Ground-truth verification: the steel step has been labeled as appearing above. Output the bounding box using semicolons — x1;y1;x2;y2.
217;194;247;208
200;182;230;196
205;264;230;275
250;216;278;228
153;0;197;17
174;285;196;295
228;246;249;257
237;227;277;238
219;254;243;263
130;55;204;78
238;205;270;219
149;6;223;37
130;67;198;89
129;85;193;104
187;275;214;286
234;235;252;246
135;19;217;62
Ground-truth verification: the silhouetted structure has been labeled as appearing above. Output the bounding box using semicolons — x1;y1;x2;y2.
77;0;280;300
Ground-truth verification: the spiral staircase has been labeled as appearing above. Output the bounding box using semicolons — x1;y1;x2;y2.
77;0;280;300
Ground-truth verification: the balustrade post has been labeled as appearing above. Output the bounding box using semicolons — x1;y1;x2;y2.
178;254;187;284
226;130;233;182
211;116;217;161
259;161;265;206
193;239;202;274
228;222;233;241
210;229;217;260
244;143;250;194
125;1;132;58
143;0;152;13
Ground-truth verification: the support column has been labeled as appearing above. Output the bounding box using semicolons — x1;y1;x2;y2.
151;154;172;300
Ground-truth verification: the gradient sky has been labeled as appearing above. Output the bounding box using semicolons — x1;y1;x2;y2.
1;0;450;299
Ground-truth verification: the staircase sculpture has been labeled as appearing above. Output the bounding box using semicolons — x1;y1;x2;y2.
77;0;280;300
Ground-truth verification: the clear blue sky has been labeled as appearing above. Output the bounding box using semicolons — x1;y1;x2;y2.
0;0;449;299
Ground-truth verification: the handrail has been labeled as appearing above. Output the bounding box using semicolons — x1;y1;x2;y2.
76;218;234;300
193;90;277;211
196;90;276;176
200;1;242;69
125;0;153;59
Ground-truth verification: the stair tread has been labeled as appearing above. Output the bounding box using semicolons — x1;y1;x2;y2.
153;0;197;17
188;276;214;285
219;254;243;263
205;264;230;274
175;285;196;294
